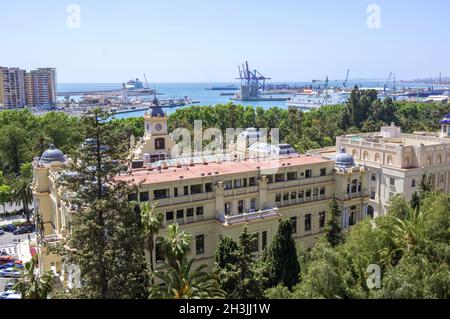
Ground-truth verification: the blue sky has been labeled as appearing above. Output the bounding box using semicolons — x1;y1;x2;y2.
1;0;449;83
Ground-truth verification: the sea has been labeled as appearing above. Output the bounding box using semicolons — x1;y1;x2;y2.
57;81;447;120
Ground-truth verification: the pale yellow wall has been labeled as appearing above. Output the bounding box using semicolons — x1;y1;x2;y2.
33;113;377;279
133;114;176;160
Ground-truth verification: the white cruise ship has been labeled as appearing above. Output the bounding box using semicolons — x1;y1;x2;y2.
286;89;351;109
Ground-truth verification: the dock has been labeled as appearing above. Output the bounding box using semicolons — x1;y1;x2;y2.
230;97;289;102
57;88;159;97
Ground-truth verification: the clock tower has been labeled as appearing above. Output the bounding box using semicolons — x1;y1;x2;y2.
132;103;176;163
144;104;168;136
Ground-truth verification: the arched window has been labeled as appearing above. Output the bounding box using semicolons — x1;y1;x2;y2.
351;179;358;193
349;211;356;226
352;149;358;158
427;156;432;165
155;138;165;150
437;154;442;164
387;155;393;165
363;151;369;161
375;153;380;163
367;205;374;219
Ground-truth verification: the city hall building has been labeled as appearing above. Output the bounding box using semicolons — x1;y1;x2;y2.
31;107;450;278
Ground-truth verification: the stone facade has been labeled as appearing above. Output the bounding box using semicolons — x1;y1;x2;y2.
39;113;450;276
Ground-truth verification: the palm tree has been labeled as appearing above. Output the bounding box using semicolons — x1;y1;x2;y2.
140;201;164;281
391;209;425;255
149;258;225;299
14;255;54;299
161;223;192;268
382;209;426;265
11;176;33;222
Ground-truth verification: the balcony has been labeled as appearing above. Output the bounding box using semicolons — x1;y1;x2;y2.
155;192;214;206
216;207;280;226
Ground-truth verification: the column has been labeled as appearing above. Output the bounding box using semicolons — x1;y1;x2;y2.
244;198;251;212
259;176;268;209
299;213;305;237
215;182;224;214
312;210;319;234
232;200;238;215
342;208;348;229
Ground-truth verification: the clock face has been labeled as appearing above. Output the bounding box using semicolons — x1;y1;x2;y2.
155;123;163;131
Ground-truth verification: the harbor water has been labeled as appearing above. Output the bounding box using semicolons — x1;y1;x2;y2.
58;81;449;119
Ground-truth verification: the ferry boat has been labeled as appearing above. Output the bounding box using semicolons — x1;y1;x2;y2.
286;89;351;109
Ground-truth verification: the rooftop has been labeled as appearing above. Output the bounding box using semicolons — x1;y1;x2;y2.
119;155;331;185
339;122;450;147
341;132;449;146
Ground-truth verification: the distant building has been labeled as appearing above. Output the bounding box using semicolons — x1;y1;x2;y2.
0;66;57;109
0;66;27;108
25;68;57;108
312;121;450;217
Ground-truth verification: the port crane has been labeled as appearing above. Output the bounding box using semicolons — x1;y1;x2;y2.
236;61;271;92
312;76;330;90
143;73;160;107
384;72;393;94
343;69;350;88
143;73;150;89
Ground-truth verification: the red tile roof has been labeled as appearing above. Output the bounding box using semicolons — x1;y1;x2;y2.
118;155;331;185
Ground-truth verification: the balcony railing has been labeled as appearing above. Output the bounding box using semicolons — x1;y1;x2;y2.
216;207;280;226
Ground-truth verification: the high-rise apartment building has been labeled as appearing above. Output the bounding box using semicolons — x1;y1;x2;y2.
0;66;57;109
25;68;57;107
0;66;27;108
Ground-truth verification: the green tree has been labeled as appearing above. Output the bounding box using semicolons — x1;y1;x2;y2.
374;253;450;299
324;196;343;247
161;223;192;268
54;108;148;299
411;191;421;211
390;208;425;258
419;173;434;194
10;170;33;222
150;258;225;299
388;195;413;220
0;125;30;174
345;87;378;128
0;184;11;216
214;226;263;299
294;241;344;299
140;201;164;283
264;284;295;299
14;255;54;299
215;235;239;269
263;219;300;289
